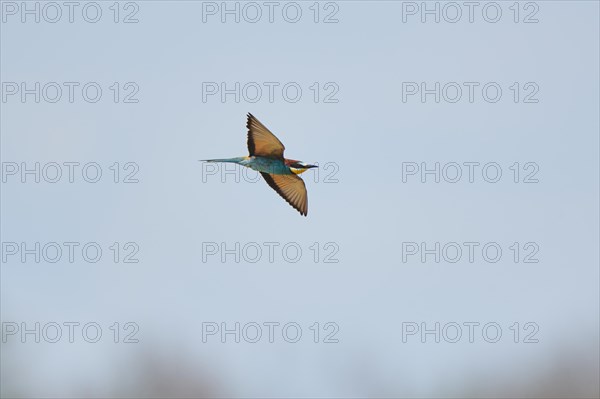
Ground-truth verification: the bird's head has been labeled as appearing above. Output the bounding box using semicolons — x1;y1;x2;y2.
285;159;318;175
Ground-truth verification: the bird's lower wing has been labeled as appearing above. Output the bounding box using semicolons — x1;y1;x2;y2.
260;172;308;216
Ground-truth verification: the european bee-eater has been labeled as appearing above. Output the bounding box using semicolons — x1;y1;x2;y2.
203;113;317;216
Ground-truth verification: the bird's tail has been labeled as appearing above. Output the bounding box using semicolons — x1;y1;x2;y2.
200;157;247;164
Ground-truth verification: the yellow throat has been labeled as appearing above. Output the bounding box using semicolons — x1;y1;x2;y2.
290;167;309;175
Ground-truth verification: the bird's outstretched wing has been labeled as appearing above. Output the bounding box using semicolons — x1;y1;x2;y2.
247;113;285;159
260;172;308;216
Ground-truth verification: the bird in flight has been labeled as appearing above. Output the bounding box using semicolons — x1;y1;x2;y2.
203;113;317;216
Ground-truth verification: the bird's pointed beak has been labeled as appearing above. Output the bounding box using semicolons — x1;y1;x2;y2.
306;164;318;169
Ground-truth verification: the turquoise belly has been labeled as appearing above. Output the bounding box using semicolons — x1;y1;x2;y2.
241;157;291;175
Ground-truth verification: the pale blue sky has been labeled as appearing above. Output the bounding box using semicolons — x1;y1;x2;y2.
1;1;599;397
